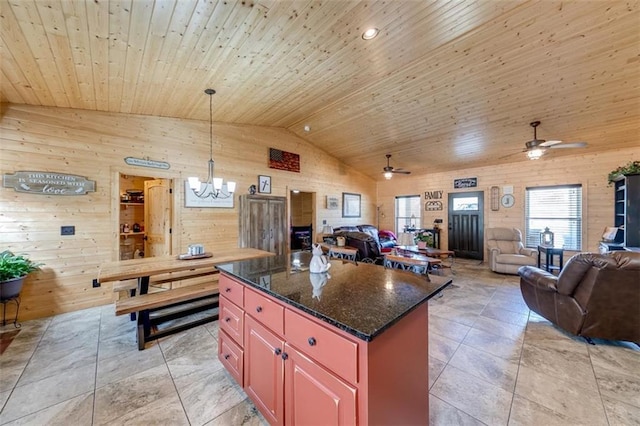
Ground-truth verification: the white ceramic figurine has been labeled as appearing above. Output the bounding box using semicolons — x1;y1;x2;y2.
309;243;331;273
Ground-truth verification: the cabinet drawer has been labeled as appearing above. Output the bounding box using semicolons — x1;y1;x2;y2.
219;330;243;385
220;296;244;346
219;274;244;307
284;309;358;384
245;288;284;335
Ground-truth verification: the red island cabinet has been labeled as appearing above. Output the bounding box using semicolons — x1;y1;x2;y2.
218;273;429;425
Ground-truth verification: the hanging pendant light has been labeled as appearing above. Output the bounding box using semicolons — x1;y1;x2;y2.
188;89;236;199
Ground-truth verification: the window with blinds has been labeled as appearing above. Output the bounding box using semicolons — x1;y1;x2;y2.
395;195;421;235
525;184;582;250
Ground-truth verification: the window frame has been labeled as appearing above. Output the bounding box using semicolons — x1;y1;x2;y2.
395;195;421;235
524;184;583;250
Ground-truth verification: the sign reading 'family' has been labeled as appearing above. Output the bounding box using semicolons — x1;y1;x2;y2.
3;171;96;195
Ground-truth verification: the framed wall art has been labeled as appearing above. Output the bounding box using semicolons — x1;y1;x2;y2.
184;181;234;208
342;192;361;218
326;195;339;210
258;175;271;194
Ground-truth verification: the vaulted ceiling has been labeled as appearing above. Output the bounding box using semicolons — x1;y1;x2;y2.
1;0;638;180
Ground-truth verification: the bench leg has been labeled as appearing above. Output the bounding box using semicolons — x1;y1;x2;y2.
136;309;152;351
137;324;145;350
129;288;137;321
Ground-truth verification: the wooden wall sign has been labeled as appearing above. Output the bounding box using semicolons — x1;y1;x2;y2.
453;177;478;188
424;190;443;199
425;201;443;211
269;148;300;172
124;157;170;169
3;171;96;195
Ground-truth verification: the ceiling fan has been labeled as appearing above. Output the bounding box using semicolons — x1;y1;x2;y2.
523;121;587;160
383;154;411;179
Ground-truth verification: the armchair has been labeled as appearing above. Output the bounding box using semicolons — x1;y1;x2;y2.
486;227;537;274
518;252;640;343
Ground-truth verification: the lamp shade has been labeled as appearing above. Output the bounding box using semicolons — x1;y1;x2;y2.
397;232;415;246
322;225;334;234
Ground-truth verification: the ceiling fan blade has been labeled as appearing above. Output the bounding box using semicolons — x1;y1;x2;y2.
550;142;587;149
392;170;411;174
540;140;562;147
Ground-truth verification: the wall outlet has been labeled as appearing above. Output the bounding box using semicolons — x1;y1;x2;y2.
61;226;75;235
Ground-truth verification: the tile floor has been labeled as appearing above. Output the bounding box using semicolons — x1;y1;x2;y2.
1;259;638;425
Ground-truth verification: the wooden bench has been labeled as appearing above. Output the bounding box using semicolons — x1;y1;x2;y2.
113;268;219;292
114;270;221;350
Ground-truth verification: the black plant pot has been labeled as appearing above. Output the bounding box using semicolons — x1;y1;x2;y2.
0;276;25;301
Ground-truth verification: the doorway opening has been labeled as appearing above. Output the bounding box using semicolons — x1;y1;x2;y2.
119;174;173;260
448;191;484;260
290;190;315;251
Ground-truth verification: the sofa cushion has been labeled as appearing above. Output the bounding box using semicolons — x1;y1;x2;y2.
334;226;360;233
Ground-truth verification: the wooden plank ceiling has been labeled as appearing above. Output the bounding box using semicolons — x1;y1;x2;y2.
1;0;638;180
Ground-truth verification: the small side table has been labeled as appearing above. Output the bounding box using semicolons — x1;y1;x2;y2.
537;245;564;274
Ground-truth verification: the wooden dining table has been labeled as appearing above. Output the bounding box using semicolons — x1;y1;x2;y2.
98;247;274;286
98;247;274;329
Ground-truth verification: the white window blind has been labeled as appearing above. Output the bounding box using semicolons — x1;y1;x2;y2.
525;184;582;250
395;195;421;235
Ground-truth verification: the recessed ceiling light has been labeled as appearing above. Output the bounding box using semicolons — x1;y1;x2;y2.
362;28;379;40
303;125;311;132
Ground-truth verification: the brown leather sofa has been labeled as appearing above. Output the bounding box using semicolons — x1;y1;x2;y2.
518;251;640;343
332;225;392;263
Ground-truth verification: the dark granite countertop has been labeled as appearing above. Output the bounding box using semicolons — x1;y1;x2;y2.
216;252;452;342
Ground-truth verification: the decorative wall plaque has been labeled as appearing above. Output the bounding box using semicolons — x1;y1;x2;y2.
184;181;233;208
3;171;96;195
269;148;300;172
124;157;170;169
424;190;443;199
425;201;443;211
453;177;478;188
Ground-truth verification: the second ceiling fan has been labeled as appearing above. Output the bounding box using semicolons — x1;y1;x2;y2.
523;121;587;160
383;154;411;179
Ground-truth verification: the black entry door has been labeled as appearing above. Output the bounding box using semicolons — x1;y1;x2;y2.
448;191;484;260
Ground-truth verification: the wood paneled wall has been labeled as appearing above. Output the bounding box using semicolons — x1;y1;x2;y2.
0;104;375;321
376;148;637;256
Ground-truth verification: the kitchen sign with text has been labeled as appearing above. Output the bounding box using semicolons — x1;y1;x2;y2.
3;171;96;195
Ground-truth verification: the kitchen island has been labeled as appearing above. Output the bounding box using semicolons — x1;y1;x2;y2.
216;252;452;425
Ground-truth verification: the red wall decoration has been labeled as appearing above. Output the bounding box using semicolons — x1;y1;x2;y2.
269;148;300;173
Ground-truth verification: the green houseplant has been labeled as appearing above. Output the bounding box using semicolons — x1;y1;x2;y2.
608;160;640;185
0;250;42;301
414;231;434;248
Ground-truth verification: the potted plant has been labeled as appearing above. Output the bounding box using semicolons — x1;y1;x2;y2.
414;231;434;249
0;250;42;301
608;161;640;185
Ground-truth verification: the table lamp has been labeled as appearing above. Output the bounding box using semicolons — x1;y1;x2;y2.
540;227;554;246
397;232;415;246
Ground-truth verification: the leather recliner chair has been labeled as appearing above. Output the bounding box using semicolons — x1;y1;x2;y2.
486;227;537;274
518;251;640;343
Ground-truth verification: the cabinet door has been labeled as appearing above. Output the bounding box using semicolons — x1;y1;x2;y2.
268;198;286;255
284;343;357;426
248;198;269;251
244;315;285;426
